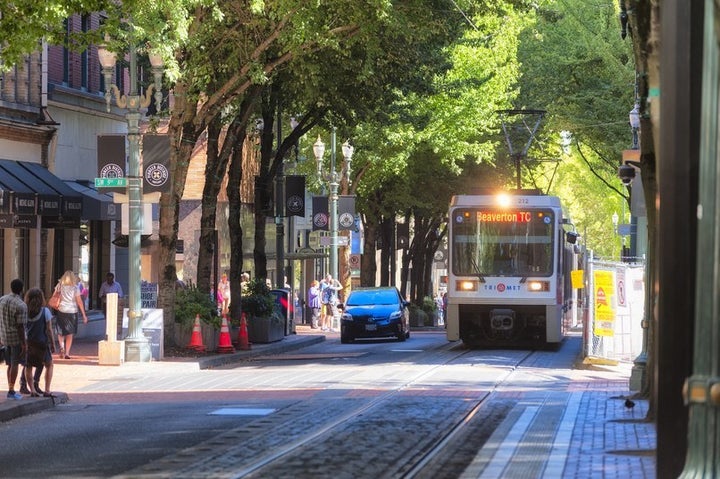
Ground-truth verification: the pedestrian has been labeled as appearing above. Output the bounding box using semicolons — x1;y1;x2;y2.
98;272;123;321
77;278;89;310
0;278;28;400
320;274;342;332
442;292;448;329
240;273;250;294
435;294;444;325
307;280;321;329
54;270;88;359
22;288;55;397
217;273;231;314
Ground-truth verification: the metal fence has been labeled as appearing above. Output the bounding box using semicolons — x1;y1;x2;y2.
581;252;646;363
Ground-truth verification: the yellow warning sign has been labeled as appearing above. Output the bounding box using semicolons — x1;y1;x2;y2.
593;270;615;336
571;270;584;289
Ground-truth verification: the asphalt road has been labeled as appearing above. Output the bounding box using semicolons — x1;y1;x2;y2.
0;331;580;478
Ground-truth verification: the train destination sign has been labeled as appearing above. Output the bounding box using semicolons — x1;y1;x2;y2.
477;211;533;223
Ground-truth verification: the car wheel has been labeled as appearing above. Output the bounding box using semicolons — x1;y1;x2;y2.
341;334;353;344
397;326;407;342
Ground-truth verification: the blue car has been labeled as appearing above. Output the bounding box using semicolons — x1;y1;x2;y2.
340;287;411;343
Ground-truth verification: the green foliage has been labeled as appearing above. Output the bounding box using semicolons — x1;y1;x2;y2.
240;278;275;319
513;0;636;257
421;296;437;314
174;285;219;330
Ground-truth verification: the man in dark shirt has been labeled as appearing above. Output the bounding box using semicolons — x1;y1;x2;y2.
0;279;28;400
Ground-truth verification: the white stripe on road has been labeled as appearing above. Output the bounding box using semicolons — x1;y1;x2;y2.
474;406;540;479
543;392;583;477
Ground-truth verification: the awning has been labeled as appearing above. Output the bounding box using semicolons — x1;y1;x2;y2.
0;159;83;218
0;169;40;215
64;180;120;221
18;161;83;217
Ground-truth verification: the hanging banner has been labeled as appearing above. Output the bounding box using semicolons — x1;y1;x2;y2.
338;195;356;231
571;270;585;289
285;175;305;217
142;134;171;193
312;196;329;231
97;135;127;194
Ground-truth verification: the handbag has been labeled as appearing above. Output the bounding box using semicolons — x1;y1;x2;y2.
48;284;61;310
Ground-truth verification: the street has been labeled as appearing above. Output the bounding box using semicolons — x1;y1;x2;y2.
0;331;648;478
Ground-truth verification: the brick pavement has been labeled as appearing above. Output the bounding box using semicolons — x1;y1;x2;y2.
0;327;657;478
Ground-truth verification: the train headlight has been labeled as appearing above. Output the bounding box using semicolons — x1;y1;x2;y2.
456;280;478;292
527;280;550;292
495;193;511;208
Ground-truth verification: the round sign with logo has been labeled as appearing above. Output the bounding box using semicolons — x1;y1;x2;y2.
145;163;169;188
313;212;329;229
349;254;361;268
286;195;304;214
339;212;354;229
100;164;124;178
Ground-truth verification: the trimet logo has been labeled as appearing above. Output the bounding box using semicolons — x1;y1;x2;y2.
145;163;169;187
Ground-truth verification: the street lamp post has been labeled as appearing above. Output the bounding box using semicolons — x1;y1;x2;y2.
611;211;619;260
313;130;354;285
98;39;164;362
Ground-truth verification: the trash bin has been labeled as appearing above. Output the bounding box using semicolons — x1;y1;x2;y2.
270;289;294;335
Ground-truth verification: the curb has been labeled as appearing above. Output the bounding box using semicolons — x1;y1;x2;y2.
0;392;69;423
197;334;326;369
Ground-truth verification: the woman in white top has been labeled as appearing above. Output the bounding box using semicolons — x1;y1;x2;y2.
53;270;88;359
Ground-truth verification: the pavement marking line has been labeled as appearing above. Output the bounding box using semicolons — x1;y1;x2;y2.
471;406;540;479
543;391;583;477
209;407;276;416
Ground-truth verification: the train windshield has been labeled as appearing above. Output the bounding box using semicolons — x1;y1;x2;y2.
451;208;554;277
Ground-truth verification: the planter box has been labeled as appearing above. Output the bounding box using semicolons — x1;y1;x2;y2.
172;322;219;351
247;316;285;343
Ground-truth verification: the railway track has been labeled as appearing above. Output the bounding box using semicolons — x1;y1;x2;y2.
112;345;553;479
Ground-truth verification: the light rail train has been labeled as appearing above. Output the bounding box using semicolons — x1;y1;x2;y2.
446;191;578;348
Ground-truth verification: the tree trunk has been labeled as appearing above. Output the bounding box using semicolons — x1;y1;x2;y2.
196;118;223;295
227;133;247;322
380;216;393;286
157;81;205;345
361;219;378;287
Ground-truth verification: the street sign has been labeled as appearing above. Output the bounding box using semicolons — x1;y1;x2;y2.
95;177;127;188
319;236;349;247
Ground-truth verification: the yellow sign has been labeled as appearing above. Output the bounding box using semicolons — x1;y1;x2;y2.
593;270;615;336
571;270;584;289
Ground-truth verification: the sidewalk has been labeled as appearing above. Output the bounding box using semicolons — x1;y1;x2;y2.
0;325;326;422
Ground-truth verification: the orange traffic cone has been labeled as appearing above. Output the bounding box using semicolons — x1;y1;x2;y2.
217;314;235;354
237;313;251;350
187;314;206;352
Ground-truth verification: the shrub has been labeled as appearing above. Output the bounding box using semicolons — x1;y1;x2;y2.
241;278;275;319
175;285;220;330
422;296;438;315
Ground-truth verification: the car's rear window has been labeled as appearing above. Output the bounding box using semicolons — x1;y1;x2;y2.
347;290;398;306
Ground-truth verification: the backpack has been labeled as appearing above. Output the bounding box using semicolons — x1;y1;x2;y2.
322;285;333;304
